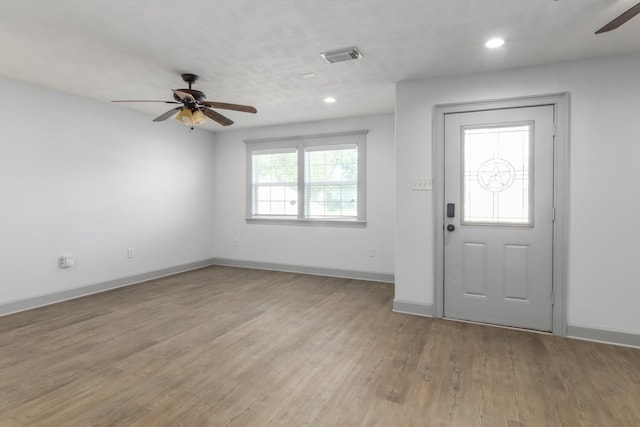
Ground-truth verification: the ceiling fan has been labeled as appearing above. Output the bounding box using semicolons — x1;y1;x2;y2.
112;73;257;128
595;2;640;34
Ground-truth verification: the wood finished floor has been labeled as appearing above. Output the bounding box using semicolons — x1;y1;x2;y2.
1;266;639;426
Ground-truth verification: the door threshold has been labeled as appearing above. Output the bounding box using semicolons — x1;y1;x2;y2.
443;317;552;335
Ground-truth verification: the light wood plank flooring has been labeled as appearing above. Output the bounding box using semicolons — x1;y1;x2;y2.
1;266;639;426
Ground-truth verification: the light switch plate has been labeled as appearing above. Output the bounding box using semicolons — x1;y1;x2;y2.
411;176;432;191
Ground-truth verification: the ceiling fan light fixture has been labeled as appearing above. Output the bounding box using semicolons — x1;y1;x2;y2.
176;108;206;126
192;109;206;125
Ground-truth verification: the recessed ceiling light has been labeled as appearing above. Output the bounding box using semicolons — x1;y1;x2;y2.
485;37;505;49
324;97;336;103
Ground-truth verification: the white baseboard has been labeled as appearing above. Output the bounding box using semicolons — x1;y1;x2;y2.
9;263;637;350
210;258;395;283
0;259;217;317
387;306;639;349
392;299;433;317
567;325;640;349
1;258;394;317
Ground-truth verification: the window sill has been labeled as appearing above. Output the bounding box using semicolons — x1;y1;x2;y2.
246;217;367;228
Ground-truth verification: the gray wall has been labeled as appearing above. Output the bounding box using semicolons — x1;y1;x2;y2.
395;52;640;335
0;76;216;307
211;114;395;278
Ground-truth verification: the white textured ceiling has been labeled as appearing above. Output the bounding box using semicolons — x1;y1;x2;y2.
1;0;640;131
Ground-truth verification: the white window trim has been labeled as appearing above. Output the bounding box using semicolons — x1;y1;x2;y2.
245;130;368;227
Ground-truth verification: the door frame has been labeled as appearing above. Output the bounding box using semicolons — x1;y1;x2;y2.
433;93;569;336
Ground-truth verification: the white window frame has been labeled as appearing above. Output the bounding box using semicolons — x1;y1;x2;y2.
245;130;367;227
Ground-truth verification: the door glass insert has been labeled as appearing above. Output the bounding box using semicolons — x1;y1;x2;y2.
462;123;533;225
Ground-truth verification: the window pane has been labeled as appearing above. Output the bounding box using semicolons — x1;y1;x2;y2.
304;146;358;219
254;151;297;184
252;150;297;216
462;124;532;225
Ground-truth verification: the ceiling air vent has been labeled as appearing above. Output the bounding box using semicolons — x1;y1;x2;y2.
320;47;364;64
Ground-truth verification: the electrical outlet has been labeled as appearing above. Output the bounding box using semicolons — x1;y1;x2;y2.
59;255;75;268
369;246;376;257
127;248;134;259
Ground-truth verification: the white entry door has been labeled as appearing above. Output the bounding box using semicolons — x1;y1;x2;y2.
444;105;554;331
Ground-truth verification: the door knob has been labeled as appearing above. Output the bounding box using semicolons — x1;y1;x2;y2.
447;224;455;232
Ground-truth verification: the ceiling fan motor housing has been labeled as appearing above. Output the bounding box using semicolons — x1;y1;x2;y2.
173;89;206;104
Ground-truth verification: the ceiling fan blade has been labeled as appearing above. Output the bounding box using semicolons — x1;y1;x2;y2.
200;101;257;114
152;107;182;122
596;2;640;34
112;100;181;104
172;89;196;103
201;107;234;126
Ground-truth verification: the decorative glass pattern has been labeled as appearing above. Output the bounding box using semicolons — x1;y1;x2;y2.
462;124;532;225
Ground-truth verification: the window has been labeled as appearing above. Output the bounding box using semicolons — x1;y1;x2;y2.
246;130;367;225
252;149;298;216
462;123;533;225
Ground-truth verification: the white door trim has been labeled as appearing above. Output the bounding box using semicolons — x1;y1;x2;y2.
432;93;569;336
